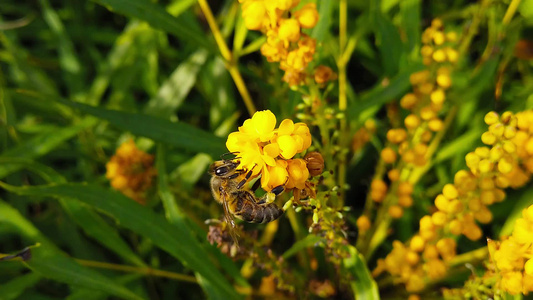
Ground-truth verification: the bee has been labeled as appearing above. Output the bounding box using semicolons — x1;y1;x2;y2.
208;159;285;244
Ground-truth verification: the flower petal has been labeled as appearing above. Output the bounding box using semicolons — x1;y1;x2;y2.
252;110;277;142
278;135;298;159
263;142;280;158
278;119;295;136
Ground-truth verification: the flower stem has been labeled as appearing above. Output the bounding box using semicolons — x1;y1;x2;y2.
338;0;347;112
197;0;257;116
75;258;198;283
502;0;521;26
449;246;488;267
336;0;349;207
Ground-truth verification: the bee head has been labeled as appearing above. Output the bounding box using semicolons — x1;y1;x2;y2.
209;159;240;178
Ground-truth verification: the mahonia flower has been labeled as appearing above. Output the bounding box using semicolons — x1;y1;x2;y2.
314;65;337;84
490;204;533;295
106;139;157;204
377;110;533;293
226;110;313;191
239;0;322;86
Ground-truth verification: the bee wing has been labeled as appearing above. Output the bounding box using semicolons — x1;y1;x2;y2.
221;191;240;246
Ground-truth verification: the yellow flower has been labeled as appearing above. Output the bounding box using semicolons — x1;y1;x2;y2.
278;18;301;45
225;110;313;192
314;65;337;84
262;159;289;191
294;3;319;29
286;159;309;189
501;271;523;295
274;119;312;159
105;139;156;204
261;39;287;62
242;1;268;30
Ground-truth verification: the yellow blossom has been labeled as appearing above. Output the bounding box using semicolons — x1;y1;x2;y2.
225;110;313;192
241;1;268;30
294;3;319;29
278;18;301;45
106;139;156;204
314;65;337;84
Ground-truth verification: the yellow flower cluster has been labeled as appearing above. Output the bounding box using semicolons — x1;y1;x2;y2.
376;110;533;292
239;0;324;86
226;110;312;191
490;204;533;295
444;203;533;298
106;139;157;204
421;19;459;66
363;21;460;221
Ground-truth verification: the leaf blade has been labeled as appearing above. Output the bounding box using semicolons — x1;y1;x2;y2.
1;182;241;299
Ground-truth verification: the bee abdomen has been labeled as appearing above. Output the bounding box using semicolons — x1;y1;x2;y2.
236;203;282;224
258;203;284;223
232;191;284;223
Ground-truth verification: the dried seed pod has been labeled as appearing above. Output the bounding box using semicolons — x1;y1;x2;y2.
304;151;324;176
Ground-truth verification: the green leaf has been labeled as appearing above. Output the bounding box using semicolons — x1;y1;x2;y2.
311;0;332;41
39;0;82;94
0;158;146;267
343;246;380;300
450;56;500;105
156;143;188;223
434;128;484;164
0;201;144;300
0;117;96;179
0;182;241;299
233;9;248;54
0;272;41;300
282;234;322;259
519;0;533;19
399;0;421;59
144;49;209;118
92;0;212;49
371;1;404;76
348;64;424;120
49;97;226;158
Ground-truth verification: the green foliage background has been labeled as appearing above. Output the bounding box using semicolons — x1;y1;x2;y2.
1;0;533;299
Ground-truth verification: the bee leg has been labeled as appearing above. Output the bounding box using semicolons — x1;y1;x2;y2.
257;184;285;205
250;178;261;192
236;165;256;189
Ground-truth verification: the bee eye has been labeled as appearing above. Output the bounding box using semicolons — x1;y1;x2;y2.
215;166;229;176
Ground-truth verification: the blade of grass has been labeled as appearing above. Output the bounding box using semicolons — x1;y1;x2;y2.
311;0;333;41
281;235;322;259
0;157;146;267
343;246;380;300
92;0;212;50
371;0;404;76
348;64;424;120
399;0;421;60
0;33;57;95
0;272;41;300
0;182;241;299
38;0;82;94
0;117;96;179
144;49;209;118
0;201;144;300
46;96;226;158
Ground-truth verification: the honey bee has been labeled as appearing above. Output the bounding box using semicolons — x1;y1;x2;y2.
208;159;285;244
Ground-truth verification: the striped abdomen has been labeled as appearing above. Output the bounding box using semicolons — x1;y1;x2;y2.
231;191;283;223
